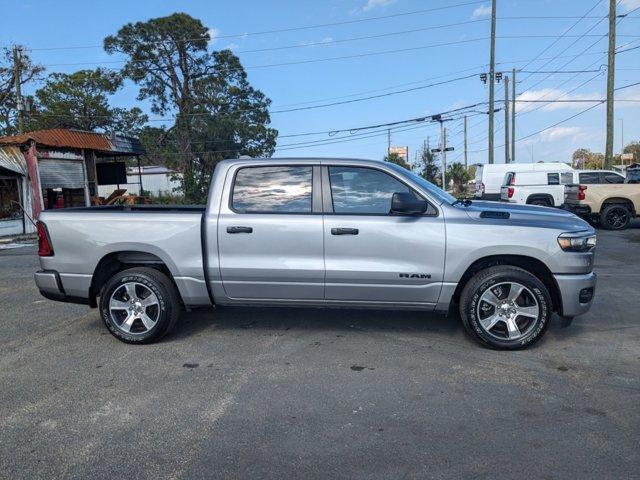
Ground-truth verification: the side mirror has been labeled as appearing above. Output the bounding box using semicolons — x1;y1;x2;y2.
390;192;428;215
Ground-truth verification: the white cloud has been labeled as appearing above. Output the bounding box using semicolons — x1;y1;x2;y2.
472;4;492;17
516;88;602;112
207;27;221;43
540;126;585;142
223;43;239;51
363;0;396;12
621;0;640;11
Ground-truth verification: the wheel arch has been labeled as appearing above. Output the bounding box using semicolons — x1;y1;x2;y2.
602;197;635;214
526;194;554;206
89;251;183;308
451;254;561;313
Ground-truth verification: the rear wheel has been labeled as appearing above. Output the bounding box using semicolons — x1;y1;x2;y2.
600;204;631;230
459;266;551;350
99;267;180;344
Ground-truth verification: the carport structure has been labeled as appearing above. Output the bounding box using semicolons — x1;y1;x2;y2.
0;129;145;233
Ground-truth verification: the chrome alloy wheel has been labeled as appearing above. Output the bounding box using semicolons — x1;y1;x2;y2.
109;282;160;335
476;281;540;341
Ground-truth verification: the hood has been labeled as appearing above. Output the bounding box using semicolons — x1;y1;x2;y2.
460;200;593;233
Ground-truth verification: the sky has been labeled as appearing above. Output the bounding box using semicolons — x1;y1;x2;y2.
2;0;639;167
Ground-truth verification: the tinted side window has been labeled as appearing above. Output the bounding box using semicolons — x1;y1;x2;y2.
561;172;574;184
329;166;413;214
604;173;624;184
579;172;600;184
547;173;560;185
232;166;312;213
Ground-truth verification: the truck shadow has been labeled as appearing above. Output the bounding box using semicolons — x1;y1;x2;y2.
167;306;582;347
170;306;464;342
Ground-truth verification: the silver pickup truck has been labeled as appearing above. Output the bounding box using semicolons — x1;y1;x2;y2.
35;158;597;349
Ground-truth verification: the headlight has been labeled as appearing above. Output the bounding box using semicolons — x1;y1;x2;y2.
557;233;597;252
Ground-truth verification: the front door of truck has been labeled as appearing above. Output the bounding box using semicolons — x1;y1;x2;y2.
217;164;324;300
322;165;446;306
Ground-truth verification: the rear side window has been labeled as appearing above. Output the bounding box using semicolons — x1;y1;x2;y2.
232;166;313;213
547;173;560;185
503;172;514;186
604;173;624;184
329;166;416;214
579;172;600;184
561;172;573;184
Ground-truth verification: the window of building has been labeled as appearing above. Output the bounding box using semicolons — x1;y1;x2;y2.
0;178;21;220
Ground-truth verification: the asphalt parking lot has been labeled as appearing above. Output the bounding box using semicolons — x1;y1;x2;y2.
1;223;639;480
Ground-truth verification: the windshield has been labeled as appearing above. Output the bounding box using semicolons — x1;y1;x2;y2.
386;163;457;205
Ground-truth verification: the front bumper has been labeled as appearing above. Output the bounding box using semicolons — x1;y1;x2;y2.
35;270;89;305
554;271;597;317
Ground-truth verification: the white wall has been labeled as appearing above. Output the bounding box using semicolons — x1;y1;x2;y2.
98;173;182;197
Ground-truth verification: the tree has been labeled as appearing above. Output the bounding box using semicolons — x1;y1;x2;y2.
445;162;471;196
0;46;44;135
29;68;147;133
571;148;604;169
623;141;640;164
105;13;277;203
414;139;440;185
384;151;410;169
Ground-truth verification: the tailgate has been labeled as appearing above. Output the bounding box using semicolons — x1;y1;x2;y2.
564;184;581;204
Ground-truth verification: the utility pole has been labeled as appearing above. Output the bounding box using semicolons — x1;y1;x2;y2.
488;0;497;164
440;123;446;189
463;115;468;168
511;67;516;163
13;45;24;134
604;0;616;169
504;75;510;163
387;128;391;156
619;118;624;153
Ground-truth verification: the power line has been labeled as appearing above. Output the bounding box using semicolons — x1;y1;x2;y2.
26;0;487;51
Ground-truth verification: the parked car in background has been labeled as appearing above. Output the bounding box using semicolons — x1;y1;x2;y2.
501;169;626;207
475;162;573;200
565;179;640;230
35;158;597;350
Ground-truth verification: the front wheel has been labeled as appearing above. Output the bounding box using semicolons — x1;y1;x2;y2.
459;266;552;350
99;267;180;344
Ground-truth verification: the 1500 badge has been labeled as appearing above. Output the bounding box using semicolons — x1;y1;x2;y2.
399;273;431;279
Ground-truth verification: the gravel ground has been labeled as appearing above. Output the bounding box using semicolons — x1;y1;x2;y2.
1;223;639;479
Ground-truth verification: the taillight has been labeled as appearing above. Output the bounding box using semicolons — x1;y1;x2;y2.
507;187;514;198
509;173;516;186
578;185;587;201
37;221;54;257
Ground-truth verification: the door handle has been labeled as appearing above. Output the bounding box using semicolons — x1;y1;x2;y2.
227;226;253;234
331;228;359;235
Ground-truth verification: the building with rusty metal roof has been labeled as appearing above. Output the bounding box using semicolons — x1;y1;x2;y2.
0;128;145;237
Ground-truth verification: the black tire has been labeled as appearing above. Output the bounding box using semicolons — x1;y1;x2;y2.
600;204;631;230
528;198;552;207
459;265;552;350
99;267;180;344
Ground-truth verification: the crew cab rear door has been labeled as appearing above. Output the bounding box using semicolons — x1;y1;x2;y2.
217;163;324;300
321;164;445;306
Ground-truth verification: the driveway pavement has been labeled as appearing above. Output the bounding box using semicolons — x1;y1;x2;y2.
1;224;639;479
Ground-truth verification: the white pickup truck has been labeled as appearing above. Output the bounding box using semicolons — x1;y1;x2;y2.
501;170;626;207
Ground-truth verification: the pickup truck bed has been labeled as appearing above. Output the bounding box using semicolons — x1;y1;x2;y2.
36;205;210;306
